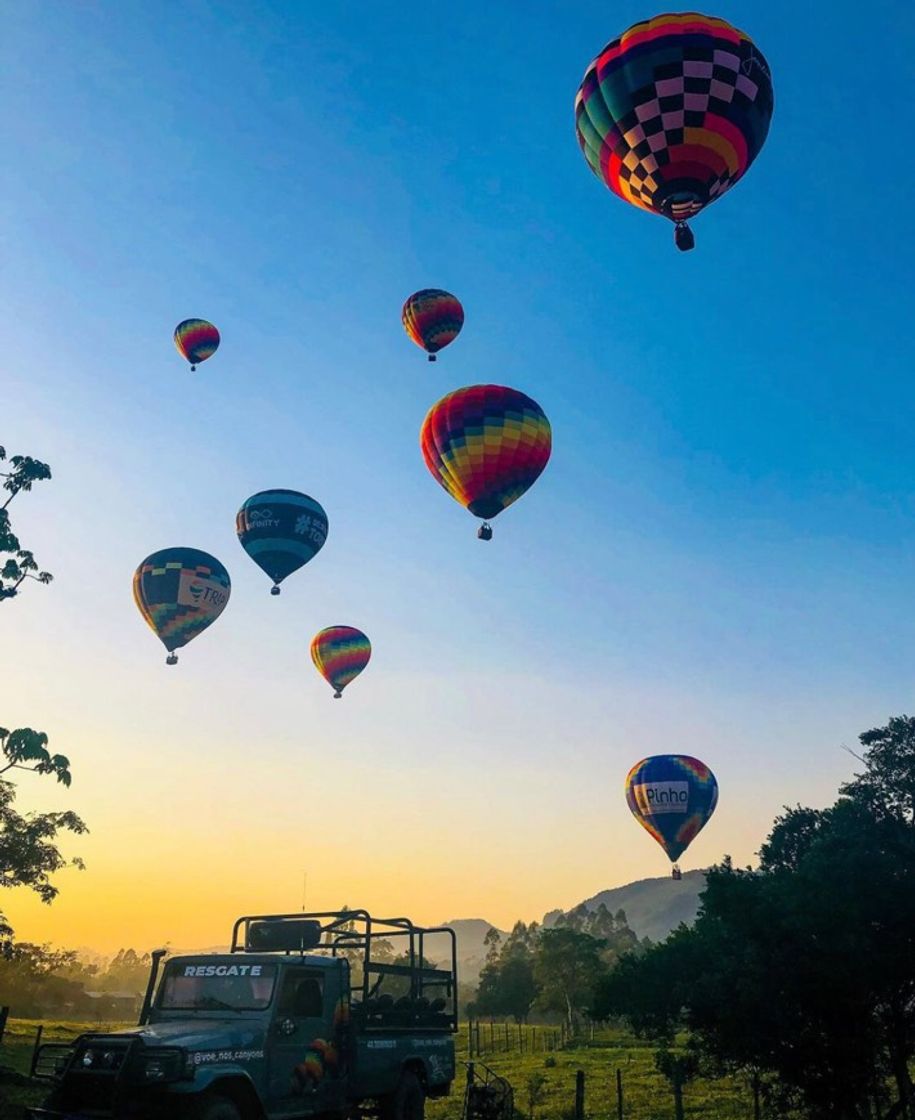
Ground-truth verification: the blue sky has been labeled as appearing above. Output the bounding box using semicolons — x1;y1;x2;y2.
2;1;915;949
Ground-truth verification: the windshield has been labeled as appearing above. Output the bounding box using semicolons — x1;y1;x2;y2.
159;962;277;1011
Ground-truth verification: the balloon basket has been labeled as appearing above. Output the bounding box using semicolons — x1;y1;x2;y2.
671;865;682;881
166;653;178;666
333;691;342;700
271;585;281;596
428;354;437;362
675;222;695;252
190;364;197;372
477;522;493;541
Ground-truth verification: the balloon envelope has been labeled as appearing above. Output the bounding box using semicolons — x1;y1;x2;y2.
174;319;220;367
310;626;371;698
133;547;231;656
402;289;464;358
421;384;552;522
236;490;328;590
625;755;718;862
575;13;773;229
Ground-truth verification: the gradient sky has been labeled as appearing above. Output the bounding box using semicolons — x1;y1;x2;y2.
2;2;914;956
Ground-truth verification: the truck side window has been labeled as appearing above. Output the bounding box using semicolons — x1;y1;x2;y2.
278;971;324;1018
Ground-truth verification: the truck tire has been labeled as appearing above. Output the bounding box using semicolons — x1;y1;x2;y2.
184;1093;244;1120
386;1070;425;1120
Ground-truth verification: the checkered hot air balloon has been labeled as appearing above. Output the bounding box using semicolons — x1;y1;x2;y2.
402;289;464;361
174;318;220;371
420;384;552;540
132;547;231;665
310;626;371;699
625;755;719;878
575;13;774;250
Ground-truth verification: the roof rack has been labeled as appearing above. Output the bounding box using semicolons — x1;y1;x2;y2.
229;910;458;1029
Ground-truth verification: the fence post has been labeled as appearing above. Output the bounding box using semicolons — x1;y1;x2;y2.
490;1020;494;1052
672;1071;684;1120
0;1006;9;1045
475;1021;481;1056
616;1068;624;1120
574;1069;585;1120
505;1021;509;1050
518;1022;523;1053
752;1070;761;1120
468;1017;474;1059
30;1024;44;1074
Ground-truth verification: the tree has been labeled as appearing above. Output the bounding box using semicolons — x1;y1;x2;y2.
0;728;87;942
475;953;539;1023
0;446;52;601
533;928;605;1034
483;925;502;966
593;715;915;1120
554;902;644;966
100;948;153;994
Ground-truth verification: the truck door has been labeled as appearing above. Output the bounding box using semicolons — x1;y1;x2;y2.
268;968;344;1113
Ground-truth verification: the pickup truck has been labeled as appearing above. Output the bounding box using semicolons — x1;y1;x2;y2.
30;910;458;1120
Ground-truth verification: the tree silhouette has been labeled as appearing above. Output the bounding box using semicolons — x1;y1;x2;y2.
0;445;52;601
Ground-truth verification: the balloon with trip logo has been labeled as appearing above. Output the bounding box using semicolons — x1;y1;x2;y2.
625;755;718;877
574;13;774;250
402;289;464;361
133;547;231;665
236;490;329;596
420;384;552;540
174;318;220;371
310;626;371;699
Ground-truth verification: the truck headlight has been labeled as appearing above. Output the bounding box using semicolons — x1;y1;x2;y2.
140;1048;184;1083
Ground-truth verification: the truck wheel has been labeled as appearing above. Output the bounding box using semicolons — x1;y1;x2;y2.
387;1070;425;1120
184;1093;243;1120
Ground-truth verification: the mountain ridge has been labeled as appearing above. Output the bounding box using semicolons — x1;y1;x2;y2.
441;871;706;983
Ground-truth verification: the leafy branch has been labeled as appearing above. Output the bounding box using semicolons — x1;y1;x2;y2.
0;446;53;601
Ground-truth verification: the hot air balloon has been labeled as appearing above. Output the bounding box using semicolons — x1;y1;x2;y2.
402;289;464;361
421;384;551;539
236;490;329;595
174;318;220;371
625;755;718;878
575;13;774;251
310;626;371;699
133;547;231;664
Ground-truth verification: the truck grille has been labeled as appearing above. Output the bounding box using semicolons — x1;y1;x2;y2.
61;1037;137;1110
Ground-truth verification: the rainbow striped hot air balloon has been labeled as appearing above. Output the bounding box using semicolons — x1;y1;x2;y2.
402;289;464;361
133;547;231;665
310;626;371;699
174;318;220;371
421;384;552;539
625;755;719;878
575;13;774;250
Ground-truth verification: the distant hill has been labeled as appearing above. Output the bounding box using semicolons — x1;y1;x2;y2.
441;918;508;984
542;870;706;943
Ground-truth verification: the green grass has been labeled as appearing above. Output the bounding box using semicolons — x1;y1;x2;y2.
0;1017;132;1117
431;1024;755;1120
0;1019;755;1119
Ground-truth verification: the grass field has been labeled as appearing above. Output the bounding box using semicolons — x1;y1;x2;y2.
0;1019;757;1119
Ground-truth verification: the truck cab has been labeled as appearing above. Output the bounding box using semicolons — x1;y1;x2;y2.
31;910;457;1120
